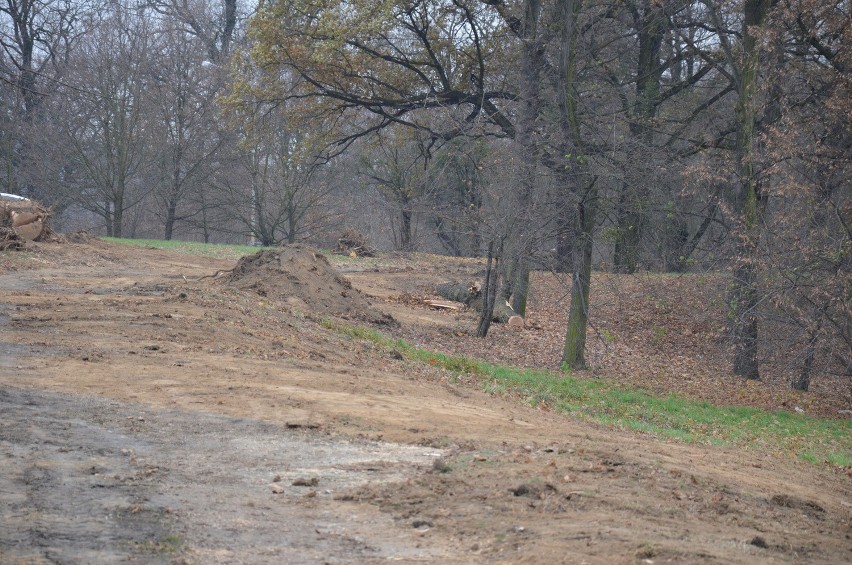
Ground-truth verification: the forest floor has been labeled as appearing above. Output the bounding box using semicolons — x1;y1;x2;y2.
0;238;850;564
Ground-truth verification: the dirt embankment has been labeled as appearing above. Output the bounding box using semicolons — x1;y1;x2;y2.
0;240;850;564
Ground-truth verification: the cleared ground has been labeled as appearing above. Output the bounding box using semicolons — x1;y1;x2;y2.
1;240;849;564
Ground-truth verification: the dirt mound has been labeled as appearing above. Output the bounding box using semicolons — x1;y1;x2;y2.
60;230;98;244
222;244;392;324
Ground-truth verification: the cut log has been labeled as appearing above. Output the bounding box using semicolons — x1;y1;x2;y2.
424;299;463;311
490;301;515;324
14;220;43;241
0;194;51;241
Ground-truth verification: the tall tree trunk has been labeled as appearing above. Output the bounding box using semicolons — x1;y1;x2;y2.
14;7;39;119
562;179;597;369
509;0;544;317
510;246;531;316
287;196;297;244
251;168;264;244
613;183;641;273
9;2;41;201
793;319;821;392
555;0;597;370
614;0;665;273
731;261;759;378
555;213;572;273
112;192;124;239
466;185;483;257
200;192;211;243
729;0;771;380
477;240;502;337
164;197;177;240
165;161;181;240
105;202;114;238
400;207;413;251
220;0;237;58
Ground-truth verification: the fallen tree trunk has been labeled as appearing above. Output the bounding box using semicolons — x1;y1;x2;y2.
435;281;514;323
435;282;478;305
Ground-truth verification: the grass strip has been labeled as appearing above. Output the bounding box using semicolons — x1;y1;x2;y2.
103;237;375;265
323;320;851;467
103;237;269;259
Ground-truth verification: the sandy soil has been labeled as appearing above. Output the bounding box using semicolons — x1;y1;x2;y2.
1;240;850;564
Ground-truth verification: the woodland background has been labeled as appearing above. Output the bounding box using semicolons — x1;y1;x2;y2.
1;0;849;392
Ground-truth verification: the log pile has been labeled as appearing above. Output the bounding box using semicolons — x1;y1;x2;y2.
0;227;24;251
335;229;376;257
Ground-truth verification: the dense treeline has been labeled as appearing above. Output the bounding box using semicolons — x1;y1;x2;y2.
1;0;848;389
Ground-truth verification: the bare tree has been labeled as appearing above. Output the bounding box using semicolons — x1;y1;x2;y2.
59;1;152;237
759;0;851;390
426;137;489;257
0;0;89;204
218;102;339;246
358;129;436;252
0;0;83;116
149;0;238;63
148;19;224;240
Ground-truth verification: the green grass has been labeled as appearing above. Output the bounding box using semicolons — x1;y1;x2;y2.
323;319;851;468
103;237;270;259
135;533;183;554
103;236;379;265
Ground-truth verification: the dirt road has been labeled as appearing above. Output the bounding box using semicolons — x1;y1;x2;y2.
1;241;849;563
1;385;450;563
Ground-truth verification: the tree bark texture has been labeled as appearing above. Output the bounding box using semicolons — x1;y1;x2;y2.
613;0;665;274
792;320;821;392
729;0;772;380
509;0;544;317
555;0;597;370
562;179;597;369
477;241;501;337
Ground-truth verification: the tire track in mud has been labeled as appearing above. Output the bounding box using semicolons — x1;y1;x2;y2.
0;386;452;564
0;386;176;564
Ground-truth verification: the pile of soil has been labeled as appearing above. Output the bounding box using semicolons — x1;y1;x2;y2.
61;230;98;244
222;244;392;324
